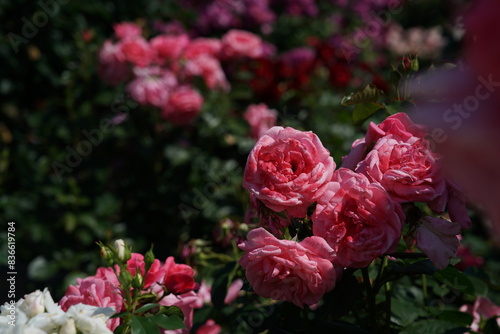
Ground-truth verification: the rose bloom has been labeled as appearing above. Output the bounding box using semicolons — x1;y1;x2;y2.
161;85;204;126
312;168;404;268
59;276;123;331
162;256;198;295
126;253;166;290
98;40;131;86
184;55;230;91
221;29;263;59
113;22;142;40
159;291;203;334
196;319;221;334
460;297;500;332
238;228;338;308
342;112;426;170
356;134;446;203
150;34;190;64
183;38;222;60
243;103;278;139
243;126;335;218
119;36;154;68
127;66;177;107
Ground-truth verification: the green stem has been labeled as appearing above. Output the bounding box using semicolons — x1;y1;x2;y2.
362;267;376;330
422;274;428;302
385;280;392;331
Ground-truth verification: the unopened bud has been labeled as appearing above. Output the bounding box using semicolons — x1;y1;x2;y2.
132;273;144;289
114;239;126;261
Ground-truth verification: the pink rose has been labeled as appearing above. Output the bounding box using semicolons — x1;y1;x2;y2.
98;40;131;86
119;37;154;68
416;216;461;269
161;85;204;126
113;22;142;40
127;66;177;107
243;126;335;218
159;291;203;334
342;113;426;170
59;276;123;331
150;34;190;63
162;256;198;295
126;253;165;290
243;103;278;139
184;55;230;92
312;168;404;268
238;228;338;308
356;134;446;203
221;29;263;59
460;297;500;332
224;278;243;305
196;319;221;334
183;38;222;59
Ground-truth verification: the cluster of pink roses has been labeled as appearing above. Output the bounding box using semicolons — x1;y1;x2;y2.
59;253;199;333
239;113;471;308
99;22;268;125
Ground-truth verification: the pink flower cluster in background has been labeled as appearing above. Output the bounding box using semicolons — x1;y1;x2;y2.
98;22;268;125
239;113;471;307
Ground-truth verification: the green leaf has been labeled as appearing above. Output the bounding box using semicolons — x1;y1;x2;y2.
484;316;500;334
133;303;159;315
437;310;473;327
352;102;383;123
391;299;427;326
434;267;475;295
150;314;187;330
341;84;381;106
400;319;467;334
130;315;160;334
157;305;184;319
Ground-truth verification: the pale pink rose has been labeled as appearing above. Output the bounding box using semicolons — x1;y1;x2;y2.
150;34;190;63
416;216;461;269
243;103;278;139
342;112;426;170
224;279;243;305
184;55;230;91
196;280;212;306
119;37;154;68
98;40;131;86
127;66;177;107
183;38;222;59
238;228;338;308
59;276;123;331
460;297;500;332
161;85;204;126
243;126;335;218
113;22;142;40
196;319;221;334
312;168;404;268
221;29;263;59
356;134;446;203
159;291;203;334
386;24;446;59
